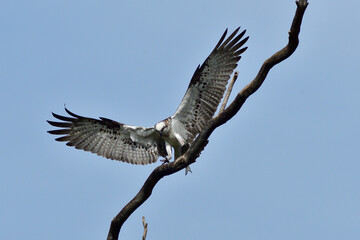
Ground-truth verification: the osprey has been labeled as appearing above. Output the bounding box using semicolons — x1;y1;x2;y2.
48;27;248;173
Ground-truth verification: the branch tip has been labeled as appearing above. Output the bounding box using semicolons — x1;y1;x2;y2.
296;0;309;7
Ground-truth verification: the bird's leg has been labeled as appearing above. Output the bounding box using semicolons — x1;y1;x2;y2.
185;166;192;175
179;143;192;175
160;141;173;164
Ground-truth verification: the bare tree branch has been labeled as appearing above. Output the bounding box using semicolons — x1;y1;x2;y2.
107;1;308;239
142;216;148;240
218;71;239;115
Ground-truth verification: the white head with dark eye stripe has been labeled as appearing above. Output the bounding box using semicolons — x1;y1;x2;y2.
155;121;168;137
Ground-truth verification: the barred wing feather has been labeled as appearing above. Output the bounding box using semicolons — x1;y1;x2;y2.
172;27;248;142
47;108;166;165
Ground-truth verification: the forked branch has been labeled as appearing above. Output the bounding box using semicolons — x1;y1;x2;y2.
107;1;308;239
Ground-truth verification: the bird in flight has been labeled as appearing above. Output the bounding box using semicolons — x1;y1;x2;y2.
48;27;248;174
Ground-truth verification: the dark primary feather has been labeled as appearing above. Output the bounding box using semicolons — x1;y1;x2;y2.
172;27;249;142
47;108;166;165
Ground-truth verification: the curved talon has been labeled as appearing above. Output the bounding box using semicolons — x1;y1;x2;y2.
160;158;170;164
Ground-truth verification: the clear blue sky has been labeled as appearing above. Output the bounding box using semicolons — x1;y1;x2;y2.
1;1;360;239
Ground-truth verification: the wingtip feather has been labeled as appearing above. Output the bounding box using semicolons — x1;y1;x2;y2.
65;107;82;118
52;112;74;122
48;129;71;135
213;28;229;51
47;120;72;128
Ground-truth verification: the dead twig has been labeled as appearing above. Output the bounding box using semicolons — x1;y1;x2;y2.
142;216;148;240
218;71;239;115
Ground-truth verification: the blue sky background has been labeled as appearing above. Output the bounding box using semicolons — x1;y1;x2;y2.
1;1;360;239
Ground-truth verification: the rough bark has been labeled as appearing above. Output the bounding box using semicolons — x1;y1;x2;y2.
107;1;308;239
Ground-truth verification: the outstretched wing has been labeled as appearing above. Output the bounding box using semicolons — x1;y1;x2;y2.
47;108;166;165
171;27;248;142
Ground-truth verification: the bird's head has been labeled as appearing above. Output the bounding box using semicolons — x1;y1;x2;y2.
155;121;168;137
